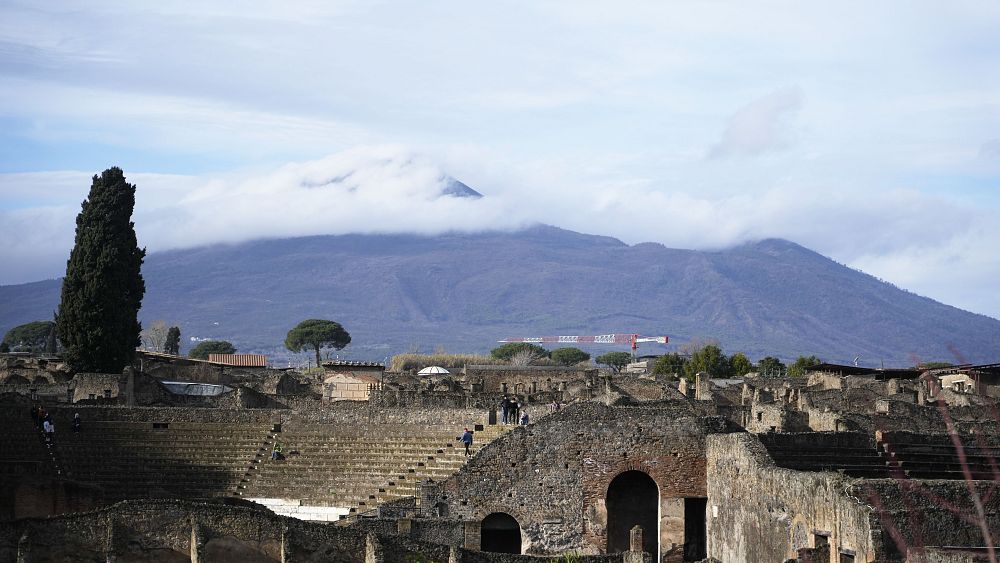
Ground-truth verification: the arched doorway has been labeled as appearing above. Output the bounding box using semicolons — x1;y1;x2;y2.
606;470;658;556
481;512;521;553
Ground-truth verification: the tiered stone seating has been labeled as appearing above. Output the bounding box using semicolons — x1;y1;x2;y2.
56;421;271;500
880;435;1000;480
760;432;892;478
0;409;61;478
242;423;509;521
762;431;1000;481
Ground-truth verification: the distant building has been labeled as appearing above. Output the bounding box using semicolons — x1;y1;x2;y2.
207;354;268;367
321;360;385;402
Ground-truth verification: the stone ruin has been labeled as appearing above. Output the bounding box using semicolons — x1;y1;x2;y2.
1;352;999;562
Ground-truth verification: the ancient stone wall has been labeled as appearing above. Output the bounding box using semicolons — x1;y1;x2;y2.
463;365;598;396
855;479;1000;555
705;432;881;562
436;402;730;560
0;497;635;562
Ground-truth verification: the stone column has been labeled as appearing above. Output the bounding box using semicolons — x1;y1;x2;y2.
630;525;643;552
622;525;649;563
365;533;383;563
16;531;30;563
189;517;203;563
695;372;711;400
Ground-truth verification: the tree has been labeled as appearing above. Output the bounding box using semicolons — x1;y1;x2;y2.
509;348;543;367
550;347;590;366
2;321;56;353
490;343;550;362
188;340;236;360
165;326;181;355
141;320;169;352
596;351;632;373
788;355;822;378
285;319;351;366
684;344;731;380
57;167;145;373
729;352;753;377
652;353;688;378
757;356;786;376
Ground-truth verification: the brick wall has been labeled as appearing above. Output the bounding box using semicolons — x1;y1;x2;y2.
436;402;731;559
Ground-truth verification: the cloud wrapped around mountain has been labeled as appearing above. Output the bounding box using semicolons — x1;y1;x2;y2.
2;144;1000;321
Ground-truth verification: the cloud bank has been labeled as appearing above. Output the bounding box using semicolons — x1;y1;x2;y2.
3;145;1000;322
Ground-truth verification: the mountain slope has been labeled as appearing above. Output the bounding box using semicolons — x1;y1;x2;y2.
1;226;997;366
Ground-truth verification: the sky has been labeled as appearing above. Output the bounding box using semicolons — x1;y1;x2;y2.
1;1;999;319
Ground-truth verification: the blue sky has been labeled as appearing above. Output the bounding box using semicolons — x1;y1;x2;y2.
1;1;999;319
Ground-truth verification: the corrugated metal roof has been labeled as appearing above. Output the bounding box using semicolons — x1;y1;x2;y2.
208;354;268;367
160;381;232;396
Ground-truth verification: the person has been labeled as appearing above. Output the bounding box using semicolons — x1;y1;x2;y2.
459;427;474;456
271;442;284;461
510;400;520;426
500;397;510;425
30;404;40;428
43;418;55;444
520;411;529;426
72;413;82;433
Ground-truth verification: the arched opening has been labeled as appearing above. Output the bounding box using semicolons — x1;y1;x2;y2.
481;512;521;554
606;470;658;556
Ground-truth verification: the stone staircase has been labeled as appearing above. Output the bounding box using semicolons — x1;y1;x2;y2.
54;420;272;500
240;423;509;521
0;410;61;479
761;431;1000;481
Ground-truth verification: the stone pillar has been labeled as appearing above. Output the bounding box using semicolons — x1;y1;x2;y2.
16;531;30;563
630;525;643;552
189;519;203;563
678;378;689;397
695;372;711;400
280;526;290;563
622;525;649;563
448;546;462;563
365;533;383;563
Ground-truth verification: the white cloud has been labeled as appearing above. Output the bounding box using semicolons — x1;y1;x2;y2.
4;146;998;322
708;87;804;159
1;1;1000;322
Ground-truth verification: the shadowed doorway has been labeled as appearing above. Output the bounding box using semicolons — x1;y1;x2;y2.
481;512;521;553
606;470;658;556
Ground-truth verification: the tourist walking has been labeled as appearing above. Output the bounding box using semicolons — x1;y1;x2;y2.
459;427;474;456
500;396;510;424
510;400;520;426
72;413;82;433
43;418;55;444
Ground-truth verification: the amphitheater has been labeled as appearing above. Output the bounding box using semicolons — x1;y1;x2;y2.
1;353;999;562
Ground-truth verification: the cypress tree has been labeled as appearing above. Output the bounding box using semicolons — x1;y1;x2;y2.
165;326;181;355
57;167;146;373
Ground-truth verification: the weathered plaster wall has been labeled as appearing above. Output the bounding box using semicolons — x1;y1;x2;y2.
706;433;880;563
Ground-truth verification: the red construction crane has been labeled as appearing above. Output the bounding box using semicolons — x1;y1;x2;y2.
498;333;669;352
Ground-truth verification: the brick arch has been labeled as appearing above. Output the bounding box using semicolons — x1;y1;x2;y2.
606;470;659;556
481;512;521;554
